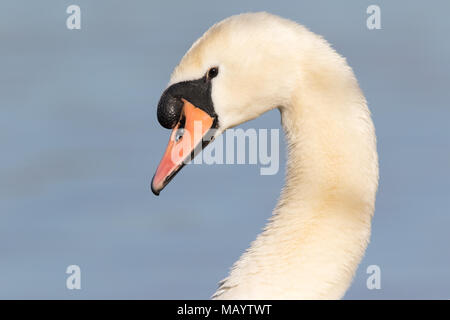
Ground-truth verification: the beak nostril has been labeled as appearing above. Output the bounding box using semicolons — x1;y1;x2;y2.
175;128;184;142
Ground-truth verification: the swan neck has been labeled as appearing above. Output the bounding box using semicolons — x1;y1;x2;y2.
214;77;378;299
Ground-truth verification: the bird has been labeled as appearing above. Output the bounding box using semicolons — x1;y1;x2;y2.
151;12;379;299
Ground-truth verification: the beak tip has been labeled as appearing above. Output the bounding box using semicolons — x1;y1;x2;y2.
150;176;161;196
151;185;160;196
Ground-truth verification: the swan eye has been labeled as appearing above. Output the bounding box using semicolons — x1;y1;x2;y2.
207;67;219;80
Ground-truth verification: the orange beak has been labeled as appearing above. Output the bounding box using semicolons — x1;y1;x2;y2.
151;99;217;195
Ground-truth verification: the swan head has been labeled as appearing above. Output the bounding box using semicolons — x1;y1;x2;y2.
151;12;346;195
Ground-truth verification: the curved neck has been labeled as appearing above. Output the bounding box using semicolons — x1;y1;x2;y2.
214;64;378;299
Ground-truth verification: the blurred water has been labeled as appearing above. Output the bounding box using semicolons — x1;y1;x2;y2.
0;0;449;299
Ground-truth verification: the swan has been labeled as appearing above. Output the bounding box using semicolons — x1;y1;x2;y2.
151;12;379;299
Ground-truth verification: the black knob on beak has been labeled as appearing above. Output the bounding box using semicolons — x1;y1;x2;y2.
157;91;184;129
